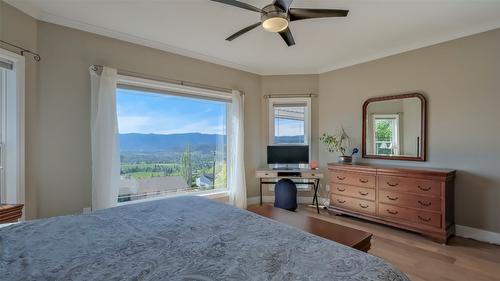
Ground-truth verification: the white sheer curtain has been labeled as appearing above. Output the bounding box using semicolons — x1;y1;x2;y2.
89;66;120;210
228;90;247;208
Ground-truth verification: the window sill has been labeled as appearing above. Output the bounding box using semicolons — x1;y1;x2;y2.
116;189;230;207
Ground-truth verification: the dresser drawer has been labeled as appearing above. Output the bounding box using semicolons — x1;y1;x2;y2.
379;203;441;228
331;171;376;188
379;190;441;212
378;176;441;196
331;184;375;201
330;194;376;215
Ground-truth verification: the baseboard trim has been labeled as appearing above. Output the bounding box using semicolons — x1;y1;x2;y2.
456;225;500;245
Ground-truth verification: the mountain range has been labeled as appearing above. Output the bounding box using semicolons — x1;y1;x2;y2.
119;133;226;153
119;133;304;153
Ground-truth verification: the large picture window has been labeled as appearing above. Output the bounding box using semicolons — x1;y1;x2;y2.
116;86;229;203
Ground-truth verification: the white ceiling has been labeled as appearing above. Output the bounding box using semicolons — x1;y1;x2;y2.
7;0;500;75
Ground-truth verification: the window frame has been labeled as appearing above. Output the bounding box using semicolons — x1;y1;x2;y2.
268;97;311;148
115;75;231;204
0;48;25;213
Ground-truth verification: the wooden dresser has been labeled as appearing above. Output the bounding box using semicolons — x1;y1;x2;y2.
328;163;455;243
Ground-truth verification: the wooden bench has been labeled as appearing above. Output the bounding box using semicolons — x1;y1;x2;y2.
248;204;372;252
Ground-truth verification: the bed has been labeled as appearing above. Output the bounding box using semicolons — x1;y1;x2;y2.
0;196;409;281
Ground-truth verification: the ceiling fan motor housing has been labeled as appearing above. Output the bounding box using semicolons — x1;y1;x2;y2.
261;4;289;32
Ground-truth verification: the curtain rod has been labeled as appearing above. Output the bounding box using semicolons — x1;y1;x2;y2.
0;40;41;61
264;93;318;99
90;65;239;95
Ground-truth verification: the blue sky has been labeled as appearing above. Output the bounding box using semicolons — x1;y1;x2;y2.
116;88;227;135
275;118;304;137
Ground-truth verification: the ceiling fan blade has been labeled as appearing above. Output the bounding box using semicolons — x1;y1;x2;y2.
209;0;262;13
289;8;349;21
226;22;261;41
273;0;294;11
278;27;295;47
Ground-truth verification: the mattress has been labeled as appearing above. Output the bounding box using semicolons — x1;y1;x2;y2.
0;196;409;281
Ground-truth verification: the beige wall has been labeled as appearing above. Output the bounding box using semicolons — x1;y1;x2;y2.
318;28;500;233
0;2;38;219
35;22;261;218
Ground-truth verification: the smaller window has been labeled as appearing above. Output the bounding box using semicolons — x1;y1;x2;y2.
268;97;311;187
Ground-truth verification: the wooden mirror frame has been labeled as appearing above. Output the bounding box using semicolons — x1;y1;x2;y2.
362;93;427;161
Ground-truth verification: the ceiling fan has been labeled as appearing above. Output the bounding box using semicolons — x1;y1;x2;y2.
210;0;349;47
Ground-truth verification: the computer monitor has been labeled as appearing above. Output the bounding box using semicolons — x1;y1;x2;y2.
267;145;309;165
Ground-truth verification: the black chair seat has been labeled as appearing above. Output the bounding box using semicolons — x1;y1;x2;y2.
274;178;297;211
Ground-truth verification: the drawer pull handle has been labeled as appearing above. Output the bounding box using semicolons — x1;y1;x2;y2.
359;203;369;209
386;209;399;215
337;176;346;180
359;179;369;183
359;191;369;196
387;182;399;187
337;199;346;204
418;200;432;207
386;195;399;201
418;215;431;222
418;185;431;191
336;187;346;192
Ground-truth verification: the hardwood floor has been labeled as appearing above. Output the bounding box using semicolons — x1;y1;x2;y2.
251;204;500;281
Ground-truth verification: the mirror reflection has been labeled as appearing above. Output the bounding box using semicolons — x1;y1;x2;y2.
365;97;422;158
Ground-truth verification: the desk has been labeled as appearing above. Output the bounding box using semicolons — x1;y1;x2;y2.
255;168;323;213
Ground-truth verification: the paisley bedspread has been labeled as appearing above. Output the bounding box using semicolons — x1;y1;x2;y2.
0;196;409;281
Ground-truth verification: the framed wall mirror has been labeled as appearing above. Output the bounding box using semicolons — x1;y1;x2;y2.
362;93;426;161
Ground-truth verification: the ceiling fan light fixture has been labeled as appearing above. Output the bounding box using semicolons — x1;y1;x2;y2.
261;5;288;33
262;17;288;32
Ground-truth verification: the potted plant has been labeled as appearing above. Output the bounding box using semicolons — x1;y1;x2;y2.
320;128;358;163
